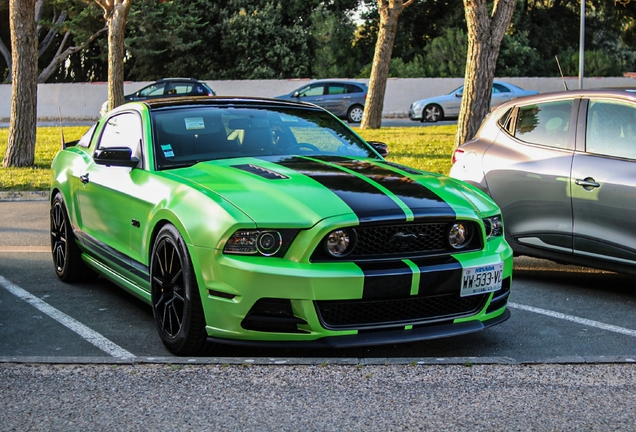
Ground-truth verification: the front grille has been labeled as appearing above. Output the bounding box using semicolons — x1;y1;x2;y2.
315;293;488;330
356;223;448;255
311;221;482;261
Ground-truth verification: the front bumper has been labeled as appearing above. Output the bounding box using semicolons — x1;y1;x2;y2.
191;238;513;348
408;106;422;121
208;308;510;348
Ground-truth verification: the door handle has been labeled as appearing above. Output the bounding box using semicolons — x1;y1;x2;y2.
80;173;89;184
575;177;600;191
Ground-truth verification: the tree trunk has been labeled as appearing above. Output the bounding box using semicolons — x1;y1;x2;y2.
98;0;132;112
360;0;413;130
4;0;38;168
455;0;517;147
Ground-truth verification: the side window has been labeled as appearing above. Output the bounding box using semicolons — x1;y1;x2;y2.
514;100;572;149
298;84;325;97
98;113;143;165
586;100;636;159
347;84;364;94
139;83;166;97
327;84;347;95
169;83;194;95
493;83;510;94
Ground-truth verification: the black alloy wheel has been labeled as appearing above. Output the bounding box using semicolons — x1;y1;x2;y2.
50;192;93;282
150;224;208;356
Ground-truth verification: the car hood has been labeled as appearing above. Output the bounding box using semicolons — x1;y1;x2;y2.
165;155;490;227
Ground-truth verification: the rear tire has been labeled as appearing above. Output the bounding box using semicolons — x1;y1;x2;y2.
150;224;210;356
50;192;94;282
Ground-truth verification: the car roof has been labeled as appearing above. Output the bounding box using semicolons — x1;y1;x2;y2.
154;77;201;83
305;79;367;86
142;95;324;111
491;88;636;111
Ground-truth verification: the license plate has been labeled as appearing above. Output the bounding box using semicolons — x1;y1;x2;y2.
460;262;503;297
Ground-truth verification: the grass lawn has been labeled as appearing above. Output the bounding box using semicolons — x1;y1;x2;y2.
0;125;457;191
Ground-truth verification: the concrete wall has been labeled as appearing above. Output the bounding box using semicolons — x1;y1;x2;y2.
2;76;636;122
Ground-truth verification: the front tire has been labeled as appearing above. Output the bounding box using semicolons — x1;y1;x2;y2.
50;192;94;282
150;224;209;356
347;105;364;123
423;104;443;122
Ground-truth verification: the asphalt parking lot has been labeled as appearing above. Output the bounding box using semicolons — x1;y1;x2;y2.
1;199;635;431
1;199;635;363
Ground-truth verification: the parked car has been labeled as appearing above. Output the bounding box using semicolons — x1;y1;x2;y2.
275;79;367;123
409;81;538;122
50;96;513;355
99;77;215;117
450;88;636;274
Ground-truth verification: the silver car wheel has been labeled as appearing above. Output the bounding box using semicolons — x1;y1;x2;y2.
347;105;364;123
423;104;443;122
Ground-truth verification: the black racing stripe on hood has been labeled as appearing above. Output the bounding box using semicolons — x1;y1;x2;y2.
313;156;455;218
269;156;407;221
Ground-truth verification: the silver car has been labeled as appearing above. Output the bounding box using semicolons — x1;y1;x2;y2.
409;81;538;122
450;88;636;274
274;79;367;123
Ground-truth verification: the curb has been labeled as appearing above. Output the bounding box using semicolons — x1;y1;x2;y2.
1;356;634;366
0;191;49;201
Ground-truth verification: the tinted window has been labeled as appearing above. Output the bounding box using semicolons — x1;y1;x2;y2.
514;100;572;149
347;84;364;94
327;84;347;95
497;108;515;133
586;99;636;159
493;83;511;93
139;83;166;97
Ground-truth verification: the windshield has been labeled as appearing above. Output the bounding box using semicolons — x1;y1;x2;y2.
152;106;377;170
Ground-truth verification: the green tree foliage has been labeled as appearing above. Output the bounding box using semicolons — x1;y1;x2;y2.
3;0;636;83
310;5;359;78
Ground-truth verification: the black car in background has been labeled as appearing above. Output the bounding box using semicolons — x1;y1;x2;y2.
99;78;215;116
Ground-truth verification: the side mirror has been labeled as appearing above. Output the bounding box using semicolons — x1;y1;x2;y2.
293;91;300;98
94;147;139;168
368;141;388;157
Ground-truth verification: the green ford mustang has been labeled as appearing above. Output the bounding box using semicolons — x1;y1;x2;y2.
50;96;513;356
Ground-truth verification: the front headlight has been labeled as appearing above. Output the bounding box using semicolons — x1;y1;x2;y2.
224;230;282;256
483;215;503;240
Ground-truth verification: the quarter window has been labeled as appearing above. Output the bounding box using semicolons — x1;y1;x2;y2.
514;100;572;149
586;100;636;159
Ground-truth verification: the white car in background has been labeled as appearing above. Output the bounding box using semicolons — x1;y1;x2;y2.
409;81;538;122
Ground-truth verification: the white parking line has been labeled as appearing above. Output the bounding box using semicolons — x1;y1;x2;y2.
508;302;636;338
0;275;135;358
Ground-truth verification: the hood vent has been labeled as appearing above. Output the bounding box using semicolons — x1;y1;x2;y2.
232;163;289;180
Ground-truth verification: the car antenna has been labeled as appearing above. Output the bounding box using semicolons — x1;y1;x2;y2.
555;56;569;91
58;107;66;149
